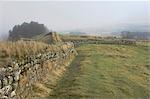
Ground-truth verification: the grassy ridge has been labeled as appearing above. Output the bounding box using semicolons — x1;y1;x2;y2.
49;44;150;98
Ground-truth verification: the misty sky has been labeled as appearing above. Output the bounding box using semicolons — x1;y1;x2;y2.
0;1;149;37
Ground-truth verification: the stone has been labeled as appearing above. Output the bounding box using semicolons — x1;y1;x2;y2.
8;76;13;85
24;64;30;69
7;67;13;72
14;63;19;70
0;80;2;88
0;68;6;74
2;85;12;96
35;64;39;70
26;83;29;87
1;96;8;99
37;53;42;58
2;77;8;86
14;70;21;82
20;65;25;71
34;59;37;64
19;62;22;66
10;90;16;98
29;68;31;71
31;61;34;66
21;60;25;65
12;82;18;90
0;89;4;96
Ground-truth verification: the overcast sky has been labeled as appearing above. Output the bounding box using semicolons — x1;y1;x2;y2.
0;1;149;37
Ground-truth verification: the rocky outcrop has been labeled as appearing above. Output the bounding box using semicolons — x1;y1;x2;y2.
0;42;77;99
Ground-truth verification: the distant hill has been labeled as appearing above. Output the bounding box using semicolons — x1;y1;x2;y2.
61;24;150;37
121;31;150;40
8;21;49;41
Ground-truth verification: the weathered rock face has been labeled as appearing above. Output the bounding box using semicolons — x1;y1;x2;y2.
0;42;77;99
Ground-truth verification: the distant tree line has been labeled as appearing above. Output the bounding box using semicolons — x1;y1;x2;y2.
8;21;49;41
121;31;150;40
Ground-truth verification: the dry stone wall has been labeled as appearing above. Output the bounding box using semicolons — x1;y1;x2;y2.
0;42;77;99
72;39;136;47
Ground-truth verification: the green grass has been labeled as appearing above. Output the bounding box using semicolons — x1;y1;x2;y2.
48;44;150;99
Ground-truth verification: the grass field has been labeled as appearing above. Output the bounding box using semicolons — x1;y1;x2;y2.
49;44;150;99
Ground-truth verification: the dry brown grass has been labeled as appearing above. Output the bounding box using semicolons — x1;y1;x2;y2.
0;40;53;67
0;40;49;59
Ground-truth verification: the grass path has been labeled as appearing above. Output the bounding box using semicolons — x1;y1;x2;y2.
48;44;150;99
48;52;85;99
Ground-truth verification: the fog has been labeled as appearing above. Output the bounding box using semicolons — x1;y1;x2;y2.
0;1;149;39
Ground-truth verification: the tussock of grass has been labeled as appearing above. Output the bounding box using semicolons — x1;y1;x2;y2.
0;40;51;67
0;40;49;58
32;83;51;96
